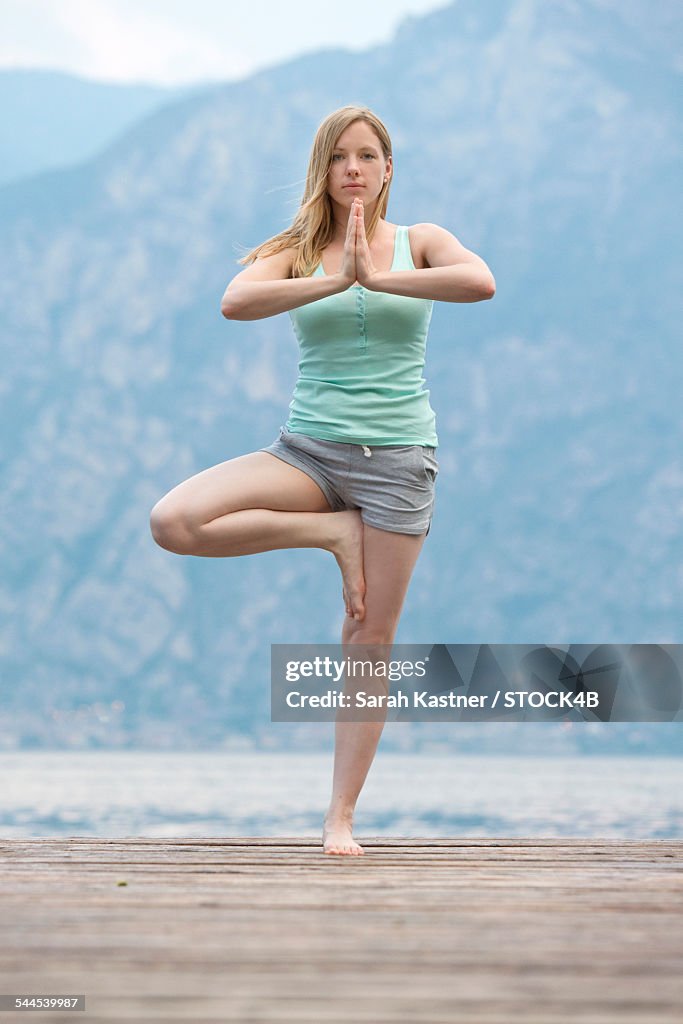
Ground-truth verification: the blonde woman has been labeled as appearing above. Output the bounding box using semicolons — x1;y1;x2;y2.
150;105;495;855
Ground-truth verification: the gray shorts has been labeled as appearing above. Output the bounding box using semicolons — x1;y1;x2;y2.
259;426;439;536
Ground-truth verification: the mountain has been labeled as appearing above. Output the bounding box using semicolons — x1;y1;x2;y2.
0;0;681;750
0;68;209;187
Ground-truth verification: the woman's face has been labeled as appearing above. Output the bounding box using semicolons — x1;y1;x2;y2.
327;120;392;213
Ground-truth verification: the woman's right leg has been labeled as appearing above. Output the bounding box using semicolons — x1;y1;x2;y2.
149;451;367;620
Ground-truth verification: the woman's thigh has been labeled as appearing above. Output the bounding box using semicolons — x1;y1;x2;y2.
347;522;427;640
150;450;334;535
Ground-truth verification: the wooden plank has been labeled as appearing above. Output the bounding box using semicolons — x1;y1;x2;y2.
0;839;681;1023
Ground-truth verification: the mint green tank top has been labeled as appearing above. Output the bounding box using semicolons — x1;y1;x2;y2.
285;224;438;447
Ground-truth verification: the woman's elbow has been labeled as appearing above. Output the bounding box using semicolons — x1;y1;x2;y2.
482;275;496;299
221;292;241;319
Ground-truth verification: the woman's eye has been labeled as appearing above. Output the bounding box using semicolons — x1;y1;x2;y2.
331;154;374;161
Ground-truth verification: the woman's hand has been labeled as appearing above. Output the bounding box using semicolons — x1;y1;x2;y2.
337;199;359;287
354;200;378;288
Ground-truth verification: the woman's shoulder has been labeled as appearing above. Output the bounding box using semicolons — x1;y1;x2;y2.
235;243;297;283
404;222;474;271
254;243;297;278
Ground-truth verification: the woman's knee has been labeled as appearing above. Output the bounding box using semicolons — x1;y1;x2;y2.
343;623;395;647
149;501;196;553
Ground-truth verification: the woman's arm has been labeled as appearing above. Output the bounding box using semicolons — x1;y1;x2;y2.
366;223;496;303
221;247;348;321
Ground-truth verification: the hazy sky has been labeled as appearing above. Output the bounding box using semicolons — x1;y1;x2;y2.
0;0;451;86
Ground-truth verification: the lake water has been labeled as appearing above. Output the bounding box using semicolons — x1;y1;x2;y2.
1;751;682;840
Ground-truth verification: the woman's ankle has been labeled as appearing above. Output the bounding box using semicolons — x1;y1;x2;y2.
324;805;355;826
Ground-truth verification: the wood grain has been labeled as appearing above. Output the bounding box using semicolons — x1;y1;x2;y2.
0;838;681;1023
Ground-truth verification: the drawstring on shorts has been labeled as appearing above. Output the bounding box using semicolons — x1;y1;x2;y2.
361;445;372;458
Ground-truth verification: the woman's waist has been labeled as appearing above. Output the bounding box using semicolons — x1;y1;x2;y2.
287;388;438;445
292;376;430;396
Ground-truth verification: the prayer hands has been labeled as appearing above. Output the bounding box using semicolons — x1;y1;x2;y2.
351;197;377;288
340;197;378;289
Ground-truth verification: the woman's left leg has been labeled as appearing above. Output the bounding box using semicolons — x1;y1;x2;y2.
323;522;427;856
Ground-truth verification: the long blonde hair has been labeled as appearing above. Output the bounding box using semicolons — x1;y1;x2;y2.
237;105;393;279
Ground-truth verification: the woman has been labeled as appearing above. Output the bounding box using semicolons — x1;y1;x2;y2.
150;105;495;856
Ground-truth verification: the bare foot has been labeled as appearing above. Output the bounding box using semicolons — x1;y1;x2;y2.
331;510;366;622
323;815;364;856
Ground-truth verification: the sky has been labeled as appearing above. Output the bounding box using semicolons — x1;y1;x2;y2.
0;0;451;86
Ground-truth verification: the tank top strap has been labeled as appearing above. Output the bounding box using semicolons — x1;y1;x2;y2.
393;224;415;270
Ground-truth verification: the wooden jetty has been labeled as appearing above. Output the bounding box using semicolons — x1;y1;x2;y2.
0;837;682;1023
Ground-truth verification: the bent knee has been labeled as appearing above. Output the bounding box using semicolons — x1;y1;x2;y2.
149;503;196;553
